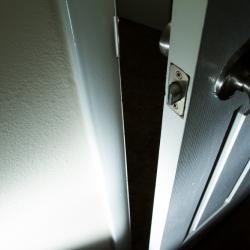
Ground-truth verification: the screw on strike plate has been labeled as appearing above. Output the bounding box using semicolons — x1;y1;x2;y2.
175;70;182;80
173;103;178;110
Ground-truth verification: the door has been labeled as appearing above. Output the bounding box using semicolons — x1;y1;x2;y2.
0;1;129;250
150;0;250;249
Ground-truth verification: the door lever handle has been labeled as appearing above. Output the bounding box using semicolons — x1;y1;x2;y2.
159;22;171;57
215;44;250;101
215;68;250;100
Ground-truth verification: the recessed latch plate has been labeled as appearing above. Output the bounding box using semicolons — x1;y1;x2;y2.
167;64;189;117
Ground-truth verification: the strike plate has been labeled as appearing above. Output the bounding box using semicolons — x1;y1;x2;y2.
167;64;189;117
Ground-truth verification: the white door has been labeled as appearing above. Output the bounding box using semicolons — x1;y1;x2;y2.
150;0;250;249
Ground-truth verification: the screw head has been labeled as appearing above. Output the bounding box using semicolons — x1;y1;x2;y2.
175;70;182;80
173;103;178;110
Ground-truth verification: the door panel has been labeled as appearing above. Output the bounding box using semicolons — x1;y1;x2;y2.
149;1;208;249
150;0;250;249
193;114;250;230
231;160;250;204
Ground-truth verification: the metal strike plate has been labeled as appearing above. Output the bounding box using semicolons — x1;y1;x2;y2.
167;64;189;117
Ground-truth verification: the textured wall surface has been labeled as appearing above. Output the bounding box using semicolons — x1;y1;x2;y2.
117;0;172;30
0;1;119;249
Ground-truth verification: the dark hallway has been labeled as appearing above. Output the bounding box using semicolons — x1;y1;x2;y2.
119;19;167;250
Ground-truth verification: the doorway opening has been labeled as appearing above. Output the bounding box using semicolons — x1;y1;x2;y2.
119;19;167;250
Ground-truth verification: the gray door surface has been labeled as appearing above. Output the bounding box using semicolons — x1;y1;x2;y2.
150;0;250;249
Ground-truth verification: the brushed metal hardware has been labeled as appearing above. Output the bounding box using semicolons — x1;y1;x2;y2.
167;64;189;117
215;42;250;101
159;22;171;57
168;81;186;105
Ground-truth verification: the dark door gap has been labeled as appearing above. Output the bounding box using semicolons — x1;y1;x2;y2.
119;18;167;250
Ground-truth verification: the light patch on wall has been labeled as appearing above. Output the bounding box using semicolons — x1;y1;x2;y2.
0;0;114;249
0;142;111;250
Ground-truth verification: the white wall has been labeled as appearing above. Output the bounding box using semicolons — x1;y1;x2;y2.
0;0;129;249
117;0;172;30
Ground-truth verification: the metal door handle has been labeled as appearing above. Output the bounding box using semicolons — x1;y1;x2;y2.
215;43;250;100
159;22;171;57
215;62;250;100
